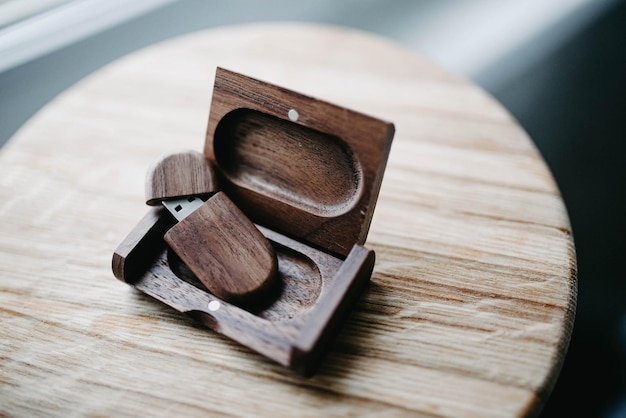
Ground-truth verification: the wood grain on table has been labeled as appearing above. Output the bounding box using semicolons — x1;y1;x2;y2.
0;23;576;417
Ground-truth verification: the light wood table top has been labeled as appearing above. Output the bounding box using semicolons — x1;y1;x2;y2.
0;23;576;417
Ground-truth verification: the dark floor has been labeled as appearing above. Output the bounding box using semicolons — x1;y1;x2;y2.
491;2;626;417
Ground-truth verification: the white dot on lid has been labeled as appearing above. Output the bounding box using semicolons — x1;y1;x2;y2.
208;300;221;311
288;109;299;122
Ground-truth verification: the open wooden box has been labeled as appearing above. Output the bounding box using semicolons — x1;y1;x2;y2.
112;68;395;376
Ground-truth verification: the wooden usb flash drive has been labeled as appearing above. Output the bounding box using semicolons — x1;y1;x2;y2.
144;150;277;303
164;191;277;303
112;67;395;376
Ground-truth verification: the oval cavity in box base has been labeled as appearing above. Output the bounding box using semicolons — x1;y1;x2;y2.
168;243;323;321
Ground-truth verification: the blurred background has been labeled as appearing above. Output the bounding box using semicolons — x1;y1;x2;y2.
1;1;624;416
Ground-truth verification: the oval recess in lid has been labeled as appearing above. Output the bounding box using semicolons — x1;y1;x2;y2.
213;108;363;218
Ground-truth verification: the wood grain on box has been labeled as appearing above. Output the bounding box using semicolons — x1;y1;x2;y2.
206;67;395;258
113;67;394;375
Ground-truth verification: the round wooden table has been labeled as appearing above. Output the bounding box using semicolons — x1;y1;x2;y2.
0;23;576;417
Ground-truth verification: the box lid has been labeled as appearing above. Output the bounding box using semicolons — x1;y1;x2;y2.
204;67;394;257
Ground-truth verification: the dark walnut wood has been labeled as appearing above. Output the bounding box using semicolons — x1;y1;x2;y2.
113;214;374;377
112;67;394;375
145;150;218;205
205;67;395;257
112;206;174;283
164;192;278;304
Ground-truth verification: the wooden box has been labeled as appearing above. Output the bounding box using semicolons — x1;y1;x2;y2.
112;67;395;376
